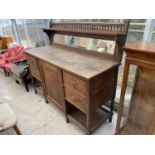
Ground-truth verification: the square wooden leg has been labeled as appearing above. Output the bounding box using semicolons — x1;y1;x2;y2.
13;124;22;135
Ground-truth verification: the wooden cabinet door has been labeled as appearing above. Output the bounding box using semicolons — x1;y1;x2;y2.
27;55;41;80
39;61;64;109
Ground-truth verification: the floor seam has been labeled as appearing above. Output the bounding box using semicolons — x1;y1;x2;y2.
27;121;51;135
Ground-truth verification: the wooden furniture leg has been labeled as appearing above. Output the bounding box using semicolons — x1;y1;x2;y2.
31;76;37;94
7;72;10;77
109;98;114;122
115;60;130;134
15;80;19;84
64;101;69;123
13;124;21;135
3;68;7;77
66;115;69;123
23;79;29;92
86;110;91;135
109;67;119;122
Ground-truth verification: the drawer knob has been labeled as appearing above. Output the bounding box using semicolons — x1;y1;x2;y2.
71;96;77;101
71;81;77;88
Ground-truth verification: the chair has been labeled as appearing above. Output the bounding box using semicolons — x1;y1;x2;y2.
16;40;46;92
9;41;45;92
0;45;24;76
12;59;31;92
30;40;45;94
0;101;21;135
0;44;24;60
4;50;27;77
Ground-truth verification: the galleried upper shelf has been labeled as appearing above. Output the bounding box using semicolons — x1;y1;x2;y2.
43;20;130;41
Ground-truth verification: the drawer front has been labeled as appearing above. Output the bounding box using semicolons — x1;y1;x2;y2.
91;68;116;92
27;55;41;80
64;87;87;113
63;71;87;96
92;81;115;107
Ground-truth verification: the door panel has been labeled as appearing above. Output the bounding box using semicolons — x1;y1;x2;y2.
27;55;41;80
39;61;64;109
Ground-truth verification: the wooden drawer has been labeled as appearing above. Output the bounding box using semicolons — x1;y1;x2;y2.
27;55;41;80
63;71;87;96
64;87;87;113
92;81;115;107
91;68;116;92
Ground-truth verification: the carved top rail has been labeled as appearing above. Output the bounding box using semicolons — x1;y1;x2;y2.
49;22;129;35
43;20;130;42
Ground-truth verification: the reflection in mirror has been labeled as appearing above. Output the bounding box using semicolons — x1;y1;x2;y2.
54;34;116;55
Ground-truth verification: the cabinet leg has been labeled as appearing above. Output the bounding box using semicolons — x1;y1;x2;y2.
66;116;69;123
15;80;19;84
45;98;48;104
34;89;38;94
31;76;37;94
109;116;112;123
86;130;91;135
109;99;114;123
64;101;70;123
86;110;91;135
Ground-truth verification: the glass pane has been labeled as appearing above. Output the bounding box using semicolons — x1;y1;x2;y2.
25;19;37;47
127;19;146;41
120;65;137;129
152;26;155;41
0;20;15;41
16;19;28;47
120;67;155;134
36;19;44;41
54;34;116;55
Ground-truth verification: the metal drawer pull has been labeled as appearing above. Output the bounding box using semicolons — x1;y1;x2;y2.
71;96;78;101
71;80;77;88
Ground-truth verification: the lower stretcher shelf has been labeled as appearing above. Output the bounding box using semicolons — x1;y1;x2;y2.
68;107;111;134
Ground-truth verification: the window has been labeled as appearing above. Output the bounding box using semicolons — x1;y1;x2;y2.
0;19;14;38
16;19;28;47
36;19;44;41
152;26;155;41
127;19;146;41
11;19;47;48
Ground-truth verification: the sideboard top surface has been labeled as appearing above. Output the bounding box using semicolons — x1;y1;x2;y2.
26;45;119;79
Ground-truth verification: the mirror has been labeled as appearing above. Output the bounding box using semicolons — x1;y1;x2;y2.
54;34;116;55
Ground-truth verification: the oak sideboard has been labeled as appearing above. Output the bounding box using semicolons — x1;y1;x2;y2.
26;20;130;134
